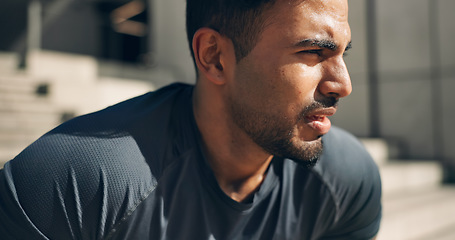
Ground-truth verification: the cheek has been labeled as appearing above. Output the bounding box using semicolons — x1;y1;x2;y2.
231;64;273;108
278;64;320;103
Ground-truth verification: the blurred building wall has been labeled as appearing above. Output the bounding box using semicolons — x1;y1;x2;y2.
334;0;455;166
149;0;195;84
331;0;370;138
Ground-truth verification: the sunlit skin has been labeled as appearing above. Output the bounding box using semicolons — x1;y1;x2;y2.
192;0;352;203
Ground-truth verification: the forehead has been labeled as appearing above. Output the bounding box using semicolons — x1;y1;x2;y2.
268;0;349;20
262;0;350;43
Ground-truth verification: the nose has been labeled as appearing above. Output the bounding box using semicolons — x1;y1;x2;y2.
318;57;352;99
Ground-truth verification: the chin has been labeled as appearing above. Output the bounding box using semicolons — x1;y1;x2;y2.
271;136;323;168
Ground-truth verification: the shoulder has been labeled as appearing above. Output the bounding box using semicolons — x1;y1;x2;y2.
12;82;193;186
0;83;193;238
315;126;380;187
2;130;156;237
313;126;382;239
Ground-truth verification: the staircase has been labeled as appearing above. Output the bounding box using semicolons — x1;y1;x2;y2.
362;139;455;240
0;73;62;166
0;50;158;167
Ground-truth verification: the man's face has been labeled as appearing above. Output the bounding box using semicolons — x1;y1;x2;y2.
226;0;352;166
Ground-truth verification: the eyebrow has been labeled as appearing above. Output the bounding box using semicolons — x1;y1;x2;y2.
294;39;352;52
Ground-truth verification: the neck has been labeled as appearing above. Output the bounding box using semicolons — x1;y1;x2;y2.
192;82;273;202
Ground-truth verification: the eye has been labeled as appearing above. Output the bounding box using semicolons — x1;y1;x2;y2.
299;49;323;56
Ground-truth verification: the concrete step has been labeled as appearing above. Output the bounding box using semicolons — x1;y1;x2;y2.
378;186;455;240
0;52;19;75
361;138;405;166
430;227;455;240
0;75;50;98
0;80;39;93
0;131;45;147
0;121;58;134
0;124;55;138
0;85;50;101
0;110;61;129
0;76;52;110
0;99;57;113
361;138;389;166
0;74;43;85
380;160;443;196
0;76;49;100
27;50;98;83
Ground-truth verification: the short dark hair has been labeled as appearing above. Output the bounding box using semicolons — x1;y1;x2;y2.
186;0;276;63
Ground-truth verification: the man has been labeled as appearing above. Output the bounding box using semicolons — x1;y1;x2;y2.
0;0;381;239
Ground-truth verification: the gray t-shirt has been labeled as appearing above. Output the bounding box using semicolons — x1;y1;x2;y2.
0;83;381;239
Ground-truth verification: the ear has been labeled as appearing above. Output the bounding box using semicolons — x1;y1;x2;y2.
192;28;233;85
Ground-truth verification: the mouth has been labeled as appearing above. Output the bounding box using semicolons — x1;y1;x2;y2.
303;108;337;136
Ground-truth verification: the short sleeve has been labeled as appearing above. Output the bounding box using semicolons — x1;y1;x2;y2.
0;166;49;239
0;123;155;239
